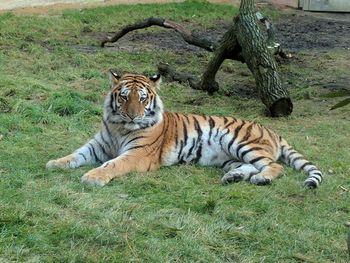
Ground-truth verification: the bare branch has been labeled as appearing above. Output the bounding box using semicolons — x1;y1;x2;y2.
101;17;217;51
157;62;201;90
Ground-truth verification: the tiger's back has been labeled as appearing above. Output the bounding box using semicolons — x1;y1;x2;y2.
162;112;278;166
46;72;323;188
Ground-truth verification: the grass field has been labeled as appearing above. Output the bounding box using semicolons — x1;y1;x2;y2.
0;1;349;262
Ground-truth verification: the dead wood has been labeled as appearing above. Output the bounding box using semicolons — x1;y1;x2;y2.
101;17;217;52
157;62;201;90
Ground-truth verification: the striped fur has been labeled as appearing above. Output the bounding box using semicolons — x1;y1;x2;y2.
46;72;323;188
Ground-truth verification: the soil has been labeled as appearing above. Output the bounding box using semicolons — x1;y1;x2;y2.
100;10;350;53
276;12;350;51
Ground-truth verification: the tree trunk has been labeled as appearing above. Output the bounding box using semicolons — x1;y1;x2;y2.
198;22;243;94
237;0;292;116
200;0;292;116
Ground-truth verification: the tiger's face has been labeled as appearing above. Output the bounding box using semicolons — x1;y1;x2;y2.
105;71;163;130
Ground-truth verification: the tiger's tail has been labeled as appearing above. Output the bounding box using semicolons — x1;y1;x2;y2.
279;138;323;188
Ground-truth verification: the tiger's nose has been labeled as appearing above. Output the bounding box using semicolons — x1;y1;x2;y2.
126;110;140;121
126;113;136;121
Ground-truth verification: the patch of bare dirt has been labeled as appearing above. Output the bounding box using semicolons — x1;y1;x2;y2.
99;11;350;54
275;12;350;51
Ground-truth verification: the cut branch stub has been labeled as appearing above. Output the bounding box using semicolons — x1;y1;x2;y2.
235;2;293;116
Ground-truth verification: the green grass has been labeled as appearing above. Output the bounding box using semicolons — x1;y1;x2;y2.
0;1;350;262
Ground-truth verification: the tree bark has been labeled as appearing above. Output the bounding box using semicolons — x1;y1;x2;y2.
198;0;292;116
236;0;293;116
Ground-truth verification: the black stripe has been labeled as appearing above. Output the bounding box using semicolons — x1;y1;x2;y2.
224;120;236;129
100;132;109;148
102;119;113;139
227;121;246;152
236;127;264;158
94;138;109;158
237;122;254;144
219;129;230;147
87;145;93;157
221;159;235;168
286;150;298;159
157;118;169;163
126;136;146;146
100;132;113;156
194;143;202;163
145;86;152;95
110;92;117;113
147;120;168;148
208;117;215;145
299;161;313;170
88;143;101;163
311;171;323;178
173;112;179;120
174;114;179;148
223;117;228;124
184;115;190;124
177;140;184;161
308;175;321;183
193;116;203;142
183;119;188;145
291;156;305;165
236;163;243;169
129;78;148;86
128;116;168;154
286;151;298;164
152;96;157;110
258;161;274;171
78;152;87;161
127;145;145;151
249;156;268;164
240;147;263;160
215;128;220;138
187;138;196;158
281;145;286;156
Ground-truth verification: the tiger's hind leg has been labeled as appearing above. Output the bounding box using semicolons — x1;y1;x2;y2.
221;162;259;184
249;158;283;185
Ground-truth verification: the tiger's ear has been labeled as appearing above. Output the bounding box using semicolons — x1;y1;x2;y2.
109;69;121;85
149;73;162;89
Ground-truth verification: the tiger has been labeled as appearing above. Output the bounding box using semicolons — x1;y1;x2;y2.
46;71;323;188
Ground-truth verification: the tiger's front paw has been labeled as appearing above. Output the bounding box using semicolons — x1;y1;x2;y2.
81;169;111;187
221;172;245;184
46;159;74;170
46;154;79;170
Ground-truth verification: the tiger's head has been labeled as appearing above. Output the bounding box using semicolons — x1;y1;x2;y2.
105;71;164;130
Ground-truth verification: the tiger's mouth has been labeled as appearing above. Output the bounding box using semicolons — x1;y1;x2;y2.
124;115;144;123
